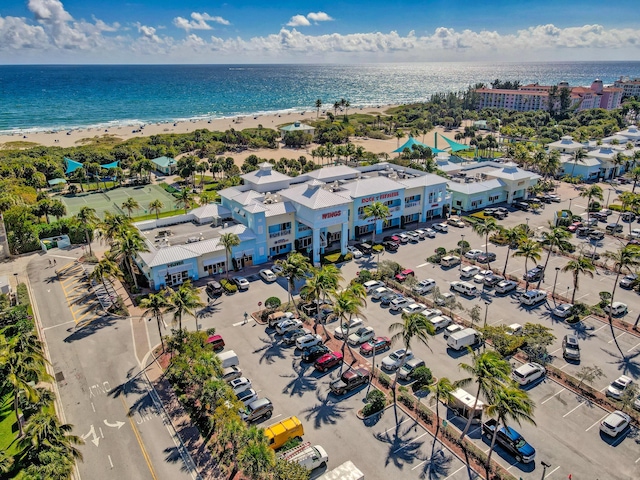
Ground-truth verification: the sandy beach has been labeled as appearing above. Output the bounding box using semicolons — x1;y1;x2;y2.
0;106;463;165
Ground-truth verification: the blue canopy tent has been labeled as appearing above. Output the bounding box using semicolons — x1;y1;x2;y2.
101;160;119;170
393;135;445;154
438;133;470;153
64;157;83;175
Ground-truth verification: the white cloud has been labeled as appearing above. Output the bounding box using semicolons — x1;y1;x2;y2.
28;0;72;23
307;12;333;22
173;12;230;31
286;15;310;27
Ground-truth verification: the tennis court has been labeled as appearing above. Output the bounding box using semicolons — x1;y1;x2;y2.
59;184;178;219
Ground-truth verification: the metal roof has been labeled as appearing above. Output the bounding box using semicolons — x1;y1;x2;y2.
446;179;505;194
242;163;292;185
339;176;405;198
303;165;360;181
280;183;352;209
398;173;448;189
263;201;296;217
190;204;231;220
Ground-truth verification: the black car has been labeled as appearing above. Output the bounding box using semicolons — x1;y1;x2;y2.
583;251;600;260
606;223;623;234
483;274;504;287
301;344;330;362
355;242;373;254
380;293;399;306
282;328;308;345
523;265;544;282
591;212;608;222
205;280;223;298
513;202;530;211
621;212;636;222
476;252;497;263
383;240;399;251
589;231;605;241
495;207;509;216
576;227;594;237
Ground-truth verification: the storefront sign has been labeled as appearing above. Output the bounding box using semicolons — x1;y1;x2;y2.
167;261;184;268
322;210;342;219
361;191;399;204
431;203;439;207
274;238;289;245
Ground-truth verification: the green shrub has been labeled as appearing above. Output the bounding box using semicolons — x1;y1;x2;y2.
362;389;386;416
205;327;216;336
589;201;601;212
220;279;238;293
427;255;442;264
372;244;384;253
356;270;373;283
416;403;433;424
281;437;303;452
410;366;433;392
399;390;416;409
159;182;180;194
377;371;391;388
17;283;30;306
322;252;352;264
265;296;281;309
435;247;447;256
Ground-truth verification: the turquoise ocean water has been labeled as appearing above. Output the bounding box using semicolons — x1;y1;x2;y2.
1;62;639;134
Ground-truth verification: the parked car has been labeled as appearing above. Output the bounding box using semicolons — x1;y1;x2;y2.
600;411;631;438
495;207;509;216
383;240;399;251
380;292;400;306
606;223;624;234
381;348;413;371
562;334;581;361
476;252;497;263
276;318;303;335
473;269;492;283
620;274;638;289
347;246;363;258
397;358;426;381
588;231;604;241
421;228;437;238
483;274;504;287
435;292;456;306
512;363;545;386
241;398;273;423
523;265;544;282
440;255;461;267
519;290;547;306
430;315;452;332
482;420;536;463
329;367;370;395
607;375;633;399
395;269;415;282
413;279;436;295
295;333;323;350
282;328;311;345
315;351;343;372
347;326;376;346
236;388;258;406
383;235;401;245
506;323;523;336
363;280;385;293
233;276;250;290
621;212;636;222
222;366;243;383
444;324;464;339
460;265;481;278
495;280;517;294
552;303;574;318
576;227;594;237
371;286;391;300
270;264;283;275
205;280;223;298
450;281;478;296
433;223;448;232
604;302;628;316
631;228;640;239
514;201;530;211
354;242;373;254
413;229;427;239
406;231;421;242
464;249;484;260
402;303;427;315
301;344;330;363
567;222;583;233
229;377;252;394
389;296;411;312
259;269;277;282
447;216;465;228
397;233;410;244
206;334;225;351
333;317;364;339
360;336;391;356
583;251;600;260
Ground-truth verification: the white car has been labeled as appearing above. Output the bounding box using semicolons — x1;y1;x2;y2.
233;276;250;290
604;302;628;316
333;317;364;339
473;270;492;283
271;264;283;275
495;280;517;294
389;296;411;312
506;323;523;336
444;324;464;339
363;280;384;293
414;229;428;239
422;308;443;320
296;333;323;350
347;246;363;258
276;318;303;335
460;265;481;278
229;377;252;394
421;228;437;238
371;287;391;300
435;292;455;306
236;388;258;406
430;315;452;332
397;233;410;243
464;249;483;260
381;349;414;371
402;303;427;315
433;223;448;232
259;269;277;282
413;279;436;295
406;231;420;242
606;375;633;399
348;326;376;346
552;303;574;318
512;362;546;386
600;411;631;438
631;228;640;239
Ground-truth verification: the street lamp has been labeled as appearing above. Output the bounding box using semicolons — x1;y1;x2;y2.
552;267;561;302
482;300;490;351
568;197;574;212
606;188;613;208
13;273;19;305
459;234;465;274
540;461;552;480
526;217;530;226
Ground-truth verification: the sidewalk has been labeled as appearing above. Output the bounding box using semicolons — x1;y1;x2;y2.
145;357;224;480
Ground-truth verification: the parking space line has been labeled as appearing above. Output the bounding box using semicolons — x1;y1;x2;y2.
593;324;607;333
562;400;585;417
507;269;520;274
381;418;411;435
541;388;566;404
549;347;562;355
635;456;640;464
443;466;465;480
411;460;427;471
559;363;572;371
608;332;626;344
505;459;520;471
392;432;428;453
586;414;608;432
416;262;429;268
627;342;640;353
546;466;560;476
575;293;590;301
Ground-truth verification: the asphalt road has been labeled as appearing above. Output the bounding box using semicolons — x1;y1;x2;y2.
28;254;195;480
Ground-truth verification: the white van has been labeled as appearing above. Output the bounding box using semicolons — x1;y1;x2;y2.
363;280;384;293
279;442;328;471
441;255;461;267
519;290;547;306
450;281;478;296
448;388;484;424
218;350;239;369
447;328;480;351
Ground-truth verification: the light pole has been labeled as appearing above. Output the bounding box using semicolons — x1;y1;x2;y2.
13;273;19;305
482;300;490;351
568;197;573;212
552;267;561;303
540;461;552;480
459;234;465;274
526;217;530;227
606;188;613;208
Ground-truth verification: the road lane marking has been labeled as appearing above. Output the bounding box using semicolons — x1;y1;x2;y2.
443;466;466;479
121;396;158;480
562;401;585;417
232;319;256;327
42;320;76;331
393;432;428;453
586;414;609;432
541;388;566;404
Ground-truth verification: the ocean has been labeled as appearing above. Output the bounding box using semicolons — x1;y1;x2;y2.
2;62;639;134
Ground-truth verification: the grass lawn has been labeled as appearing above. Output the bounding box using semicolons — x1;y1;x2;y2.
0;390;21;458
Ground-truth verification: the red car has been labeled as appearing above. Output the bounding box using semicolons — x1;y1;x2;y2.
314;351;343;372
567;222;583;233
360;336;391;356
394;269;415;282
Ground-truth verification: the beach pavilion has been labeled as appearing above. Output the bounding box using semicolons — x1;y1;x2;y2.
279;121;315;136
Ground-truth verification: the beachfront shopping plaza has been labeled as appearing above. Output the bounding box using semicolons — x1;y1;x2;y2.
135;158;542;290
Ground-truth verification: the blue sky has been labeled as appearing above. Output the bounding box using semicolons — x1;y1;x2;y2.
1;0;639;63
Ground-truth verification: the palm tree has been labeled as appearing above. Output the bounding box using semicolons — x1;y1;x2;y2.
627;165;640;193
428;377;457;453
166;281;205;332
537;226;573;288
362;201;390;244
579;184;603;224
19;410;84;462
75;206;99;255
299;265;343;338
500;226;525;277
570;149;587;178
603;246;640;356
561;257;595;303
148;199;164;220
513;239;542;291
175;188;193;214
0;451;13;474
239;435;275;480
219;232;240;279
98;212;132;245
275;252;311;315
110;228;149;290
471;217;500;269
89;255;123;295
333;284;367;368
395;130;404;148
121;197;140;218
139;292;171;351
457;350;511;441
315;98;322;119
484;384;536;480
388;312;435;403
